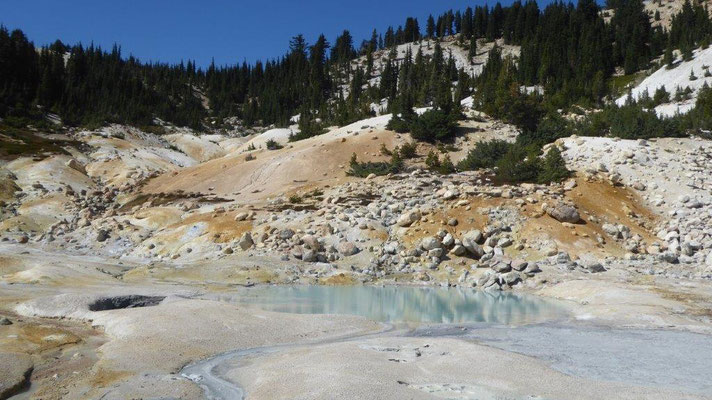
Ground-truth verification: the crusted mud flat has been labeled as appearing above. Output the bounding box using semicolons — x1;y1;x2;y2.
2;244;712;399
207;320;712;400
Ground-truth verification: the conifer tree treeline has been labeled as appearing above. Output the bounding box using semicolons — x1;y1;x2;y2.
1;0;709;131
668;0;712;60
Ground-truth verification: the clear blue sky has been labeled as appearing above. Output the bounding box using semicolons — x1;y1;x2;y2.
1;0;553;68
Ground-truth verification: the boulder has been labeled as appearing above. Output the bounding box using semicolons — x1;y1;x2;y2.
396;210;421;227
302;248;318;262
450;245;467;256
511;259;528;271
234;212;249;222
96;230;110;242
462;231;484;258
546;202;581;223
428;248;444;258
279;229;295;240
338;242;360;256
524;263;541;274
301;235;322;251
420;236;441;251
65;159;87;174
602;224;619;238
500;271;521;285
238;233;254;250
477;272;497;288
580;260;605;273
463;230;483;244
492;260;512;273
441;233;455;247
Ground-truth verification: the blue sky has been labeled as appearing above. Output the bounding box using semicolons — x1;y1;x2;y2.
1;0;550;68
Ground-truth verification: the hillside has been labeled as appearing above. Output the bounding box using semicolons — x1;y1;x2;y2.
617;45;712;116
645;0;712;28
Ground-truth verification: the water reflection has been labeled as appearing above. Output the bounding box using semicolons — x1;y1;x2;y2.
211;285;566;325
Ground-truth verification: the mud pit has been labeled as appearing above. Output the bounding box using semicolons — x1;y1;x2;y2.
87;295;165;311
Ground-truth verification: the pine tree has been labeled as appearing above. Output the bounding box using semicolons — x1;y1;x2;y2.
426;15;435;39
468;38;477;65
664;42;674;69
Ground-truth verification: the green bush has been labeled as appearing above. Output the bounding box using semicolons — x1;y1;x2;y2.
266;139;283;150
424;150;455;174
410;109;457;142
456;140;570;184
495;145;541;183
537;147;572;184
290;113;326;141
386;114;411;133
682;84;712;134
457;140;512;171
575;104;683;139
517;112;569;147
398;141;418;159
346;153;402;177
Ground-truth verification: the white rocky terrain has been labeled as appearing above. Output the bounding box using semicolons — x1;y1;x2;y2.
2;96;712;399
348;36;520;102
617;46;712;116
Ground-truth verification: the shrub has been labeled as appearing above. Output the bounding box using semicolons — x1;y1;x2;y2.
409;109;457;142
290;113;326;141
653;86;670;106
682;84;712;133
399;141;418;159
439;155;456;174
425;150;440;171
575;104;683;139
265;139;283;150
346;153;402;177
289;194;302;203
537;147;572;184
516;112;568;147
386;114;411;133
457;140;512;171
424;151;455;174
455;140;571;184
495;145;541;183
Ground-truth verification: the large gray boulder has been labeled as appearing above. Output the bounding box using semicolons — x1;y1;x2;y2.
338;241;359;256
396;210;421;227
546;203;581;223
420;236;441;251
65;158;87;174
462;230;484;258
302;248;318;262
301;235;322;251
96;230;110;242
238;233;254;250
279;229;295;240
